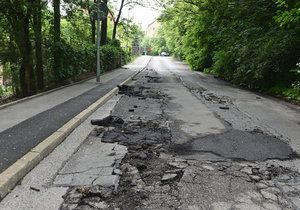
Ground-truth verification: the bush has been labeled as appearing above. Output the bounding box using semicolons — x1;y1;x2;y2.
0;85;12;98
0;85;4;96
49;39;128;82
100;41;128;72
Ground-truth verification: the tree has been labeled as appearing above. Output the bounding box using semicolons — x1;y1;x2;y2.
0;0;132;99
32;0;44;90
0;1;36;96
53;0;61;80
109;0;147;40
101;0;108;45
111;0;126;39
86;0;97;44
118;19;144;52
64;0;108;45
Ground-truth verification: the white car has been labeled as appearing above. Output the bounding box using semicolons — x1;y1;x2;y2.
160;52;169;56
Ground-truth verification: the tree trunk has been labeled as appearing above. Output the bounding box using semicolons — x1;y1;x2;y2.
9;35;20;95
3;2;35;96
53;0;61;80
100;0;108;45
112;23;117;40
27;47;35;95
91;19;96;44
112;0;125;39
88;0;97;44
19;15;33;96
33;0;44;90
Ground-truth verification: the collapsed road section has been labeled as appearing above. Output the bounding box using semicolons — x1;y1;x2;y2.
60;65;300;210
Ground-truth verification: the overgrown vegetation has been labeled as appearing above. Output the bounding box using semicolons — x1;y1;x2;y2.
142;34;168;56
0;0;144;99
155;0;300;101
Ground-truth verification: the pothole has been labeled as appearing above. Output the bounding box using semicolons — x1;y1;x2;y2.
173;129;295;161
145;75;180;83
92;117;171;146
117;84;165;100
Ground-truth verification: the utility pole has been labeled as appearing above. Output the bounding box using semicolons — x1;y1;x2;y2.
96;0;101;83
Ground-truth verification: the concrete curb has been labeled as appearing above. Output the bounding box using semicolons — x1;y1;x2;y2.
0;57;151;200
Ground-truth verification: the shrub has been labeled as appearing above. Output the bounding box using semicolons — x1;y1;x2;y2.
48;39;128;82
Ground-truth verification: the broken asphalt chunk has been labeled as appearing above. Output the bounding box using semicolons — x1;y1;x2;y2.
29;186;41;192
219;106;230;110
168;162;188;169
113;169;122;175
249;175;262;182
136;162;147;170
91;115;124;126
161;174;178;182
131;151;147;160
240;167;253;175
117;85;131;94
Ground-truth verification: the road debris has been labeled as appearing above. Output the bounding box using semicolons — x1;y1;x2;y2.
59;68;300;210
29;187;40;192
161;174;178;182
91;116;124;126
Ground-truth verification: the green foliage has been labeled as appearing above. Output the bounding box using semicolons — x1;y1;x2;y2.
117;19;145;53
0;86;3;96
283;83;300;100
52;41;95;80
0;2;134;98
158;0;300;100
142;34;169;56
49;40;127;81
0;85;13;98
101;43;127;71
274;0;300;27
269;81;300;101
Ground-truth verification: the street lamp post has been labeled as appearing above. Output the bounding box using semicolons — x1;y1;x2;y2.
96;0;101;83
127;7;133;54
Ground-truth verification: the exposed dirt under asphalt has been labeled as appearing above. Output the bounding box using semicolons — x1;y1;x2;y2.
60;58;300;210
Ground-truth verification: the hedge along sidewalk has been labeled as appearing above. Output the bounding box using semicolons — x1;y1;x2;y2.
0;56;152;200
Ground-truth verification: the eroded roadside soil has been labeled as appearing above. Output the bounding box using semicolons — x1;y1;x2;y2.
60;67;300;210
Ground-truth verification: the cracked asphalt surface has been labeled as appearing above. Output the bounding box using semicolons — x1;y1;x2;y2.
59;57;300;209
1;56;300;209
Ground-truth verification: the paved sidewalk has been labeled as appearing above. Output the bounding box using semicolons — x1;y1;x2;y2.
0;56;149;133
0;56;150;173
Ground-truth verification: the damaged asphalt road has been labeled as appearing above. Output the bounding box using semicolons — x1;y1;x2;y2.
59;57;300;210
